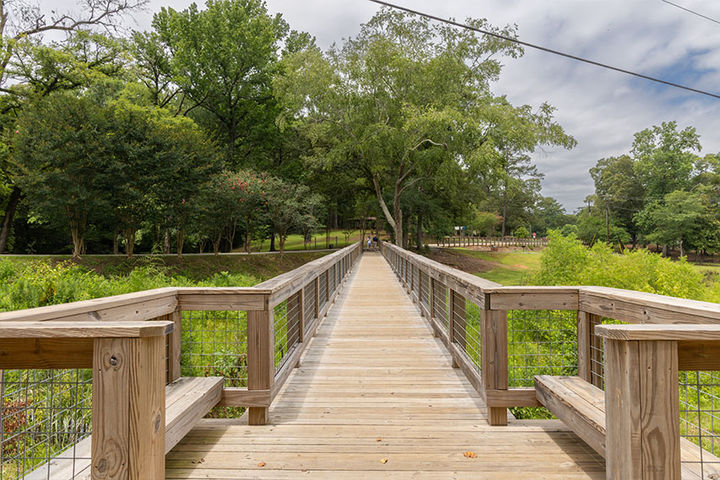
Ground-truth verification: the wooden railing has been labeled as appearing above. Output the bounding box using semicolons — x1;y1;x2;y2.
0;242;362;480
438;236;548;248
381;242;720;479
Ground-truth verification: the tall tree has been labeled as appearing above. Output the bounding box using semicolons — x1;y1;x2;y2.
13;93;113;257
276;9;574;246
153;0;288;165
590;155;643;245
632;121;700;200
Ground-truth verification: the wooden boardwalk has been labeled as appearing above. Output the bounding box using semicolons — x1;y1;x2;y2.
165;252;605;479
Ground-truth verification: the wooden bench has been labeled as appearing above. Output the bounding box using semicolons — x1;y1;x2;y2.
26;376;223;480
534;375;720;480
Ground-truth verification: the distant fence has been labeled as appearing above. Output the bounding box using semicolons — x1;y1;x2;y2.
438;236;548;248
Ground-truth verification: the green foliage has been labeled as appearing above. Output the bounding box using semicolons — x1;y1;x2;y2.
635;189;720;255
154;0;289;164
534;231;708;300
276;8;574;246
0;259;259;312
512;226;530;238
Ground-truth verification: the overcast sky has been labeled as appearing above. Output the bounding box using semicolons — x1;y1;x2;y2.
117;0;720;211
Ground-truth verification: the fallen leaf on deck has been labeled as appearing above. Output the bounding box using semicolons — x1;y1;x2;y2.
258;462;266;467
380;458;388;464
463;451;477;458
376;438;382;442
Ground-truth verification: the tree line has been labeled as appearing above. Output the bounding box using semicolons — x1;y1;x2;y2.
579;121;719;258
0;0;639;257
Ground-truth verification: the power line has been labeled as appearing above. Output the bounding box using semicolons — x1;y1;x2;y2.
660;0;720;26
368;0;720;101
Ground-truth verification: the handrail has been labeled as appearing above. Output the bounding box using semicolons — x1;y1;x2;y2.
0;241;363;480
381;241;720;480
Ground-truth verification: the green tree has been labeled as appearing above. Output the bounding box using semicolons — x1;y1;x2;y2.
265;176;321;253
533;196;572;236
13;93;113;257
153;0;289;165
276;9;574;246
590;155;643;245
635;189;718;257
632;121;700;200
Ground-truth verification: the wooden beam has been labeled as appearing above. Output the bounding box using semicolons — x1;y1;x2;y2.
178;293;266;311
0;338;93;369
218;388;271;408
597;323;720;341
0;320;173;338
678;340;720;370
490;291;578;311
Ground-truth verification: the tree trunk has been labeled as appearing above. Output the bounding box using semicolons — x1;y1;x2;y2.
501;202;507;237
0;186;22;253
679;239;684;258
212;233;222;255
112;229;119;255
124;228;136;258
164;229;171;255
605;204;610;243
416;213;423;250
371;175;402;247
70;220;84;259
177;229;185;258
662;244;669;257
269;231;276;252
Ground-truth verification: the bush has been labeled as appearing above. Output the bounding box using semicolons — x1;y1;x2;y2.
533;231;707;300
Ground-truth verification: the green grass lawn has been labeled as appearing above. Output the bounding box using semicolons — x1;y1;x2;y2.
245;230;367;252
452;248;543;286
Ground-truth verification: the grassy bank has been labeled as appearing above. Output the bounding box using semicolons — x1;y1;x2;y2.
0;251;328;311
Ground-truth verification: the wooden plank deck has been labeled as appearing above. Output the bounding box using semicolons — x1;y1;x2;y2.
165;252;605;479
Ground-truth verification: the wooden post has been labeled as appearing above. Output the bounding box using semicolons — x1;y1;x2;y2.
482;308;508;426
247;306;274;425
604;338;680;480
92;336;165;479
325;271;330;303
577;310;593;383
298;288;305;344
452;290;467;350
429;277;437;337
287;290;301;348
168;309;182;383
314;277;320;319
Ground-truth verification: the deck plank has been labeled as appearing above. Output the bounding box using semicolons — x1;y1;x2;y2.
166;253;605;478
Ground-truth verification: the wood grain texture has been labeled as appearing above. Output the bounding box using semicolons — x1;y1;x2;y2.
596;324;720;341
0;320;173;338
0;337;93;369
168;310;182;383
534;375;606;457
247;308;274;425
128;336;165;480
482;309;508;426
0;287;178;323
92;338;130;480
